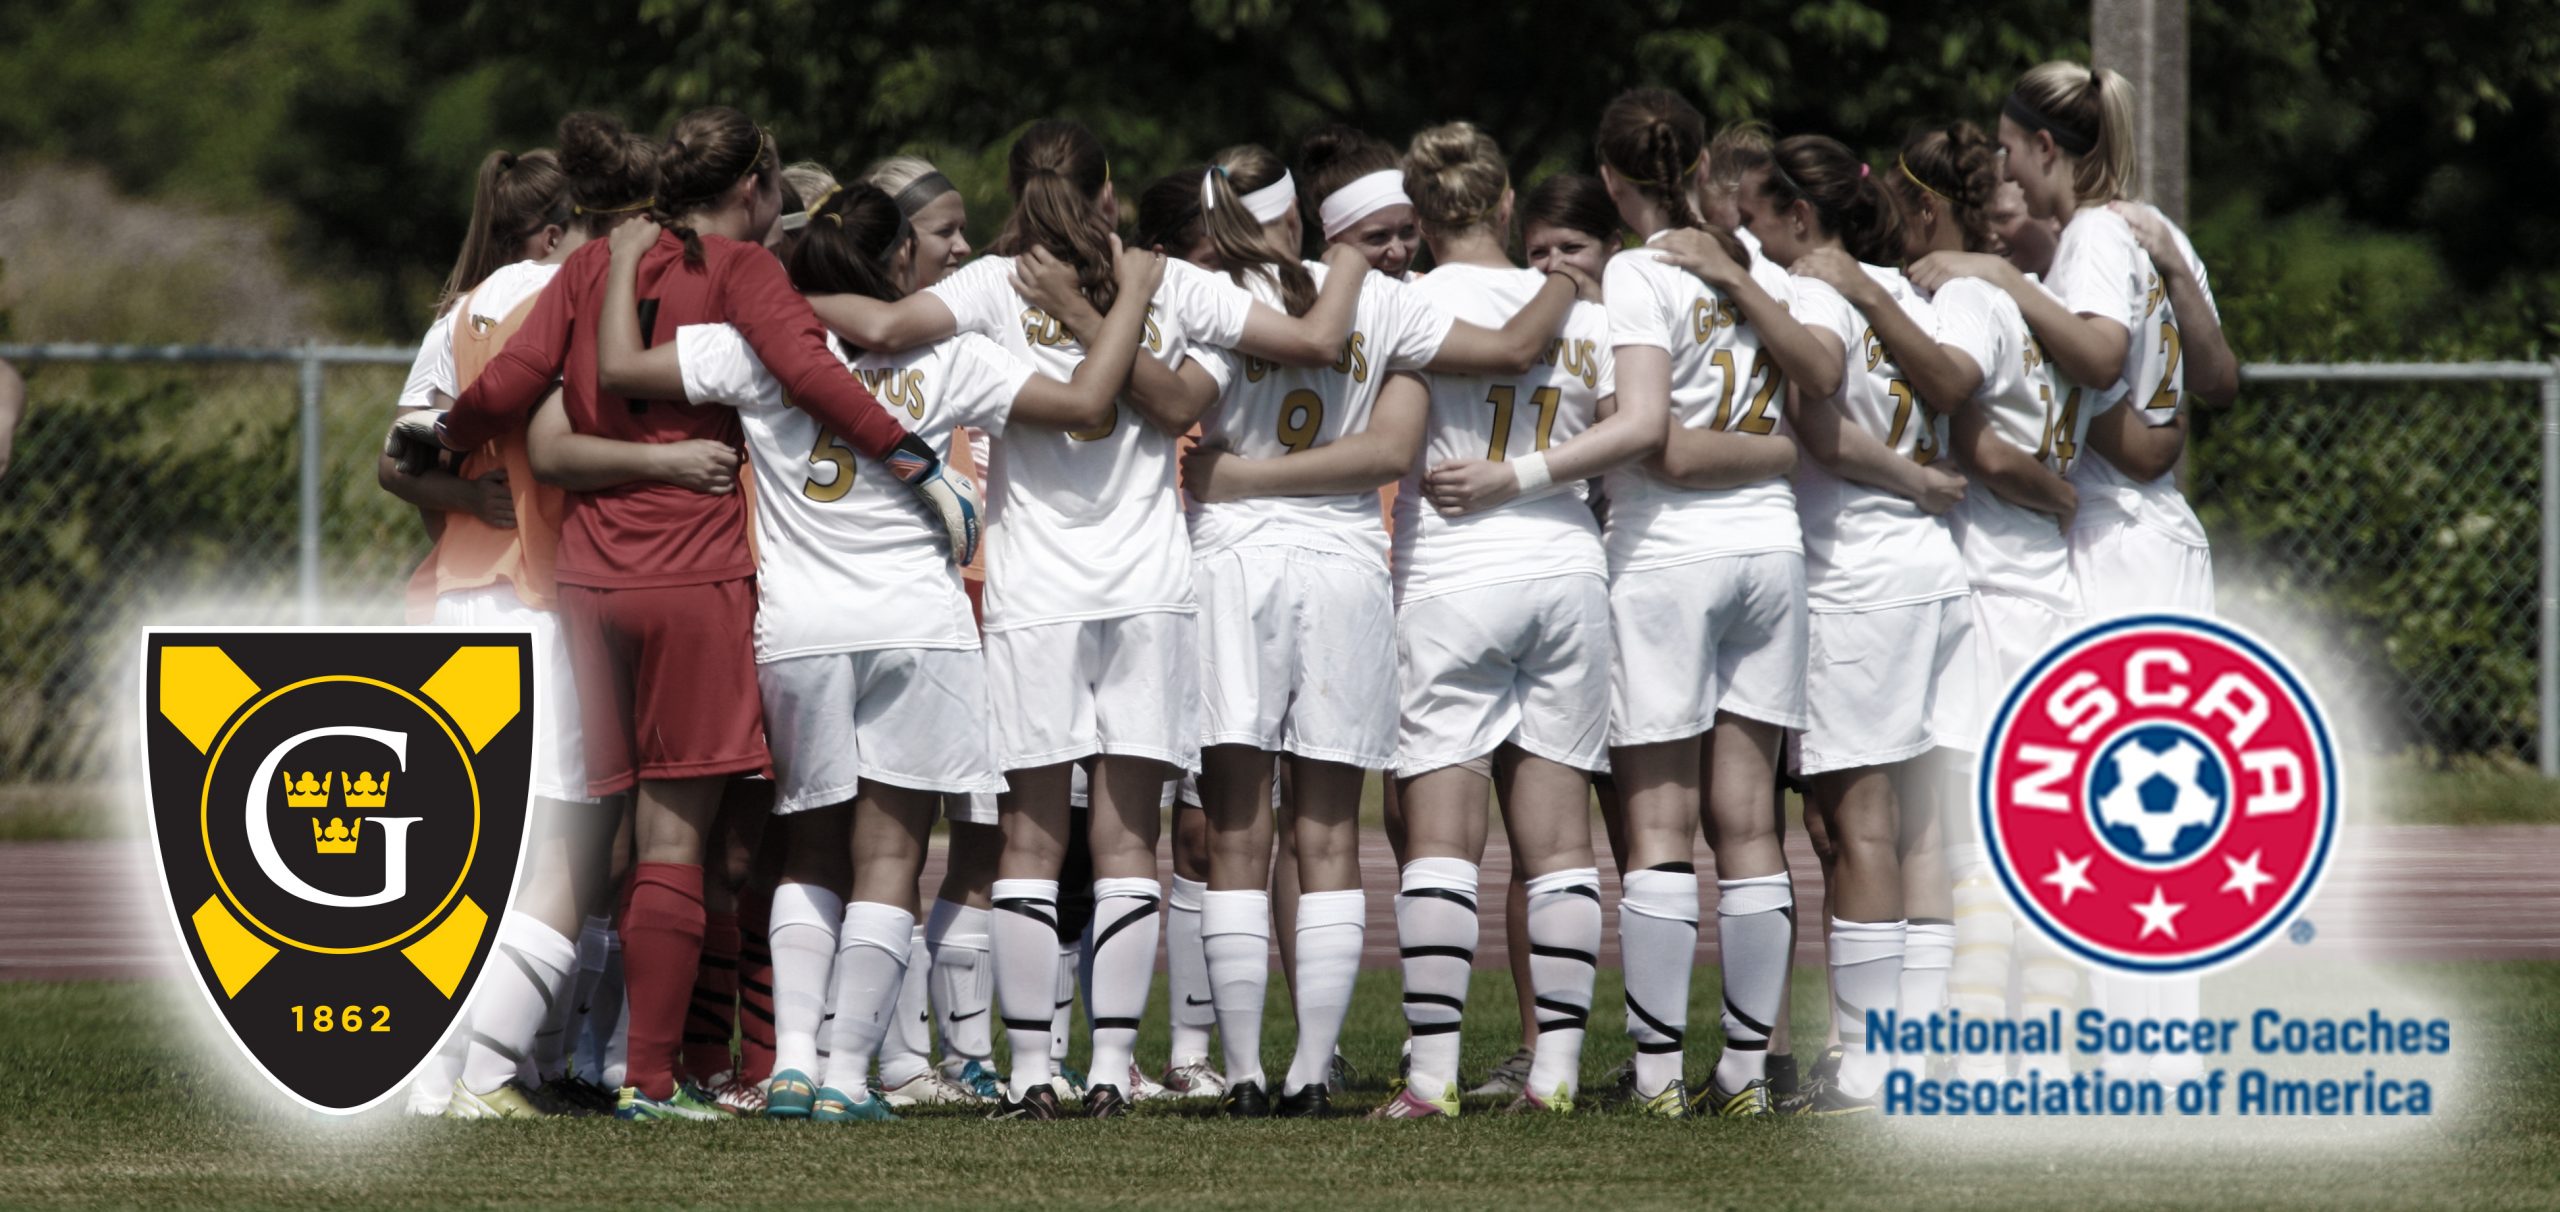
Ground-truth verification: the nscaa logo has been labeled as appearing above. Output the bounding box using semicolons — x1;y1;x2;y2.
141;629;534;1113
1978;614;2338;975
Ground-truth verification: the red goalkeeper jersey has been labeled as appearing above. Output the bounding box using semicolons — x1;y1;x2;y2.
444;230;916;589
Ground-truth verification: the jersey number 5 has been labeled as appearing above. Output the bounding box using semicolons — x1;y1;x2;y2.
803;430;857;502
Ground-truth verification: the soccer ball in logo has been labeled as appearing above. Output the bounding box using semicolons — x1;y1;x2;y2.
1978;615;2339;975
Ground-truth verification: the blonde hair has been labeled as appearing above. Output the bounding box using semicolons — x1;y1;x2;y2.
2011;60;2139;203
860;155;940;197
1402;121;1509;240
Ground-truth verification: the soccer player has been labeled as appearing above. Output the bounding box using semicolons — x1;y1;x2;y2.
377;132;662;1119
1733;134;1979;1115
399;106;971;1121
800;119;1373;1120
594;181;1165;1121
1297;126;1422;279
1365;130;1654;1119
1589;88;1838;1119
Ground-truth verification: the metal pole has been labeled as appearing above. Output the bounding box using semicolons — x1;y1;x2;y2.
299;354;324;625
2541;366;2559;777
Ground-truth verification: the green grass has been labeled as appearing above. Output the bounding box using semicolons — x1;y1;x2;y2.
3;965;2556;1209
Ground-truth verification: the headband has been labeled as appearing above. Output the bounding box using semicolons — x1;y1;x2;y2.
892;171;957;218
1898;155;1949;202
778;182;846;233
1203;166;1298;225
2003;91;2096;158
1319;169;1411;240
572;196;655;217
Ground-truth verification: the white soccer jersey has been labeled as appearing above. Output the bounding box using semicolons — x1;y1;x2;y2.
396;261;560;413
1191;261;1453;561
1934;276;2088;612
927;254;1254;630
1597;230;1803;574
1392;263;1614;604
676;325;1029;660
1789;266;1969;611
2053;204;2215;547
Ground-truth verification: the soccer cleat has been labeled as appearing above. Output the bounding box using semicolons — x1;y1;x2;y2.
1599;1057;1638;1106
1126;1064;1169;1103
708;1072;766;1116
1696;1075;1775;1119
1274;1084;1332;1118
951;1059;1003;1101
1804;1045;1844;1092
881;1067;985;1107
615;1084;727;1122
762;1068;818;1119
1221;1079;1271;1119
811;1086;901;1123
1327;1049;1359;1094
1784;1080;1879;1117
1367;1081;1459;1120
989;1083;1064;1121
1083;1083;1131;1119
446;1079;549;1119
1467;1046;1536;1098
1766;1053;1801;1099
1051;1065;1089;1102
1630;1078;1692;1119
1159;1060;1227;1100
1504;1084;1574;1115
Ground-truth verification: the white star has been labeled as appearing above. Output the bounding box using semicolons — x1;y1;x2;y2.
2221;850;2277;906
2042;850;2097;905
2132;885;2187;940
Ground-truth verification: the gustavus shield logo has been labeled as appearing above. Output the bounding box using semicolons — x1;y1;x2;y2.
141;628;535;1113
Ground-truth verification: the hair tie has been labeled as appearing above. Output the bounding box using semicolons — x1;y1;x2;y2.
1898;156;1949;202
498;152;518;171
571;195;655;217
1858;162;1871;179
1200;164;1229;214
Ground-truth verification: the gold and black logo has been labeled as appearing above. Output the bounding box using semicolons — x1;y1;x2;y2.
141;629;534;1113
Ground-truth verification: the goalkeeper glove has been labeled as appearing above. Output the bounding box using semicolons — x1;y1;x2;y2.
385;411;450;475
884;433;983;567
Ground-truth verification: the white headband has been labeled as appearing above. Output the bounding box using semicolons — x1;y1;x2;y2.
1202;167;1298;225
1319;169;1411;239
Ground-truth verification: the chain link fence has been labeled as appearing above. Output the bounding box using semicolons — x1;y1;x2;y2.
0;347;2553;786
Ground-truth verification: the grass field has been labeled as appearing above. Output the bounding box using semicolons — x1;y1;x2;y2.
4;964;2556;1210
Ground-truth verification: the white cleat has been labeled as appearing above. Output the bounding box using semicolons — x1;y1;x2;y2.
1158;1059;1228;1100
880;1067;988;1107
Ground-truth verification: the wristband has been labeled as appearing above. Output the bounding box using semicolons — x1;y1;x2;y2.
1512;450;1554;495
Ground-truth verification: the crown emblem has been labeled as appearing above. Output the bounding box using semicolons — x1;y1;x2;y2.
312;816;360;855
283;771;332;809
344;771;390;809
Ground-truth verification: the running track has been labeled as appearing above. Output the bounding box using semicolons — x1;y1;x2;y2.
6;827;2556;980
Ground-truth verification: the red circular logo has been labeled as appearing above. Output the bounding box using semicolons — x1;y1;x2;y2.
1979;614;2339;974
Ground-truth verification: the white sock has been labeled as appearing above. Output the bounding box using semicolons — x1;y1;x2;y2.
767;882;843;1079
1166;876;1216;1068
925;899;993;1071
1712;872;1793;1091
1829;917;1906;1100
1281;889;1364;1094
819;901;914;1098
989;878;1060;1090
1618;864;1699;1098
878;926;934;1088
1394;858;1479;1103
1086;877;1162;1092
1523;868;1601;1101
1202;889;1272;1088
533;917;594;1083
1950;861;2012;1080
461;913;576;1096
1895;920;1955;1079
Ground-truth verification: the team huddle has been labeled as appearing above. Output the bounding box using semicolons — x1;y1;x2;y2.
378;56;2236;1124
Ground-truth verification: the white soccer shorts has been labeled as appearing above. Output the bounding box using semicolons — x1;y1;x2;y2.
2070;517;2216;619
983;610;1201;773
431;586;591;804
1195;545;1398;769
1609;551;1810;746
757;647;1007;814
1395;574;1614;778
1798;594;1981;776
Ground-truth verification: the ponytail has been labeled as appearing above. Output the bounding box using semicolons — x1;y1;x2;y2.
783;184;909;302
556;111;659;240
653;106;779;266
1200;144;1318;317
437;148;570;316
1402;121;1510;244
1594;88;1709;232
1893;122;2003;254
1765;135;1905;267
990;120;1118;313
2008;60;2140;203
